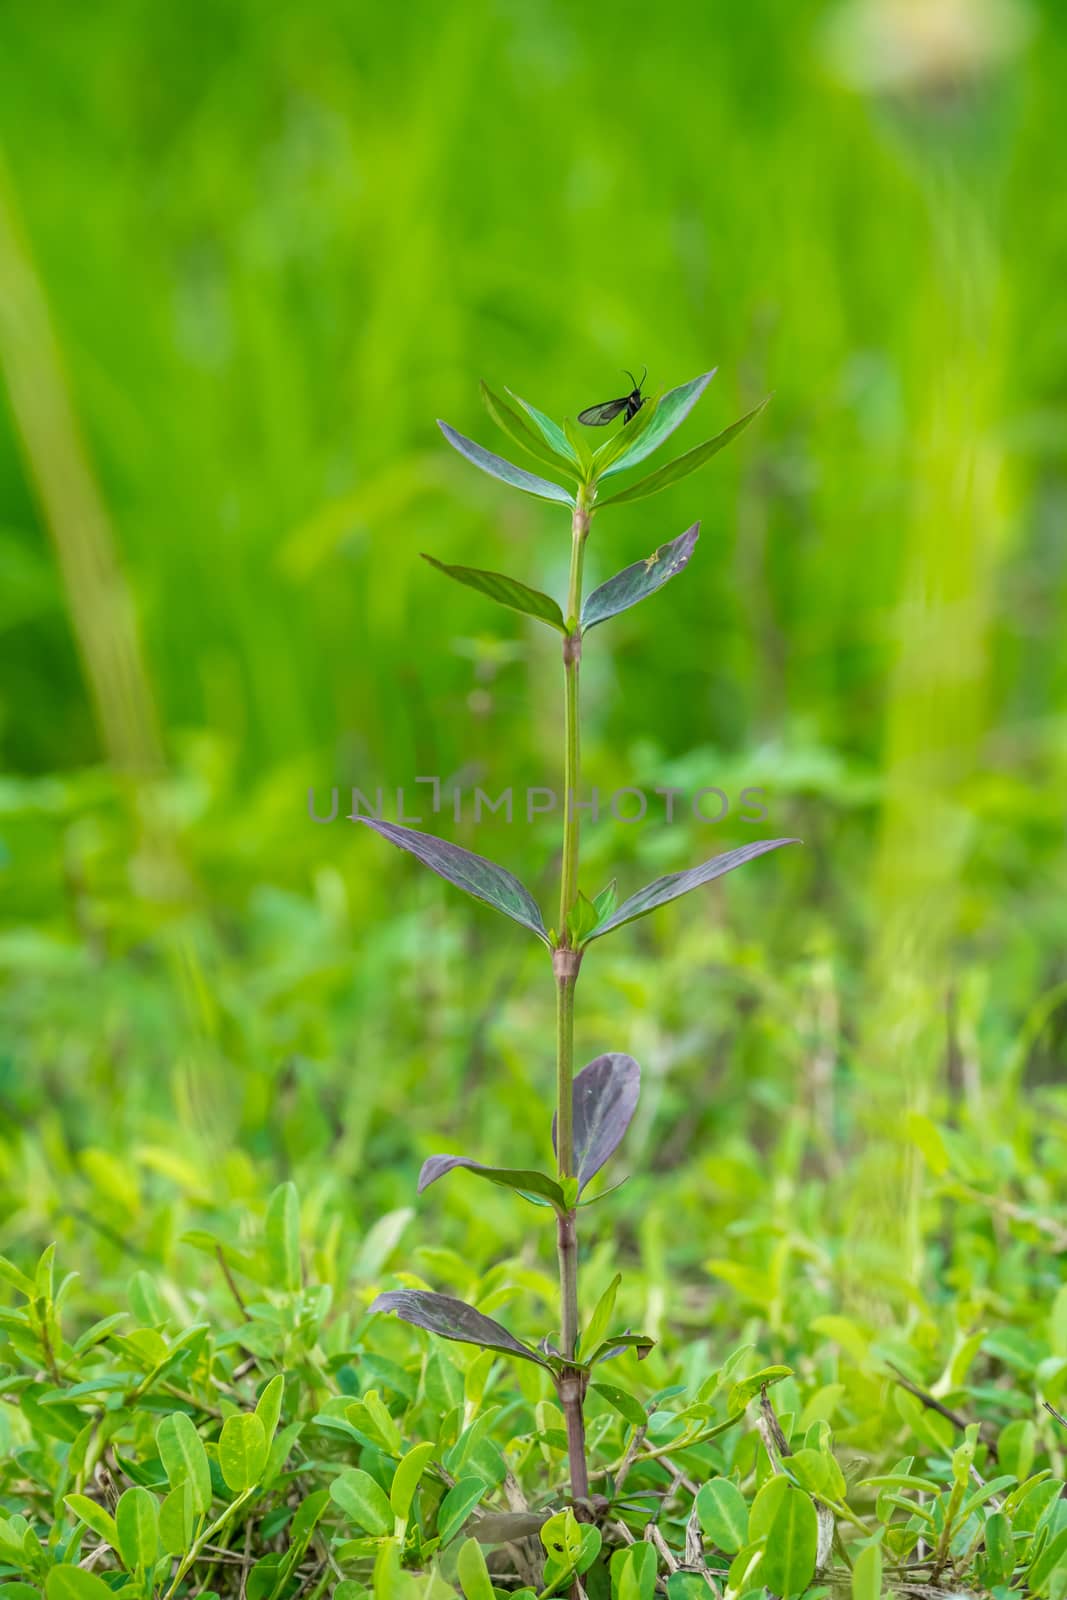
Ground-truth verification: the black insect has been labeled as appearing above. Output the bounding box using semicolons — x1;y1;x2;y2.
578;367;647;427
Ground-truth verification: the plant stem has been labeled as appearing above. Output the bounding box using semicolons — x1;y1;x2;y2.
554;494;591;1503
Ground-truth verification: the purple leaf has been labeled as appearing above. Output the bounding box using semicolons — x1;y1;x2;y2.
418;1156;565;1210
356;818;549;945
552;1053;640;1195
586;838;800;941
369;1289;548;1368
581;524;700;632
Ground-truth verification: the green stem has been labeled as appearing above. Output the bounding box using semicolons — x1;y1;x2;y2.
555;494;591;1504
558;503;588;933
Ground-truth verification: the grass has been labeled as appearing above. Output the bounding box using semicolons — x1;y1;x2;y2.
1;0;1067;1594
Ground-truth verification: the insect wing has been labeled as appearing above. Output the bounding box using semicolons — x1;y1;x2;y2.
578;396;629;426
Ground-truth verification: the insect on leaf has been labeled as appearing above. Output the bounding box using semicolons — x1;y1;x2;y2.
370;1289;550;1368
438;421;575;506
356;818;550;945
587;838;799;940
582;523;700;631
421;554;566;632
599;368;717;479
552;1053;640;1194
597;399;768;507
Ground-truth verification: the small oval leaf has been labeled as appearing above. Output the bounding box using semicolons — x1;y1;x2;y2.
330;1468;393;1536
115;1486;159;1572
696;1477;749;1555
218;1412;267;1493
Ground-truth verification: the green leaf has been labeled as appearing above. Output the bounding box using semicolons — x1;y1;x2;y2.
599;369;717;479
727;1364;794;1415
1000;1417;1036;1481
610;1543;656;1600
0;1257;36;1298
356;819;549;944
390;1441;435;1522
115;1487;158;1572
563;416;594;479
362;1389;404;1454
696;1477;749;1555
543;1516;601;1590
370;1289;549;1367
63;1495;118;1549
984;1512;1014;1584
481;382;581;479
331;1468;393;1536
591;880;617;924
157;1412;213;1516
582;1274;620;1357
45;1572;115;1600
586;1331;655;1366
851;1541;882;1600
749;1475;790;1542
456;1536;495;1600
591;392;663;476
159;1482;195;1556
590;1382;646;1427
437;1477;487;1546
565;890;601;945
587;838;799;940
506;390;579;465
218;1412;267;1493
417;1154;565;1210
581;524;700;631
438;421;574;505
788;1447;846;1501
597;399;768;507
265;1183;300;1294
421;554;566;632
666;1575;711;1600
760;1484;818;1598
255;1373;284;1445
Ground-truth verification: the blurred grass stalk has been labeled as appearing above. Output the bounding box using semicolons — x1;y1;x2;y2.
827;0;1028;1298
0;152;194;907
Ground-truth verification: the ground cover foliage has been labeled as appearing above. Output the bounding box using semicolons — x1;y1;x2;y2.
3;1;1067;1597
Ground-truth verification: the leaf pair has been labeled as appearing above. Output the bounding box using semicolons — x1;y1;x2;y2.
421;519;700;640
443;369;761;509
358;816;798;948
418;1052;640;1212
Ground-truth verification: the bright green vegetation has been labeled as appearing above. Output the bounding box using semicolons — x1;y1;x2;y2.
2;1;1067;1596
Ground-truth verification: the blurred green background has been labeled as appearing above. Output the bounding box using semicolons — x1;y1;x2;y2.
0;0;1064;1319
